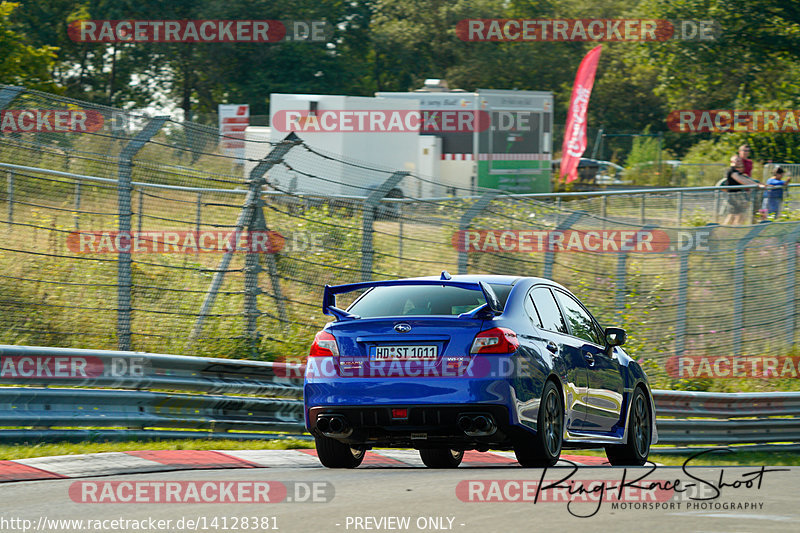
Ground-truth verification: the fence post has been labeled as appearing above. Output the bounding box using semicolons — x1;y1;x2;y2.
457;192;498;275
0;86;23;110
397;202;403;267
117;115;168;351
640;194;646;224
732;224;769;356
714;188;721;223
195;192;202;257
74;181;82;229
543;211;583;280
614;225;656;320
137;189;144;233
676;190;683;226
360;171;407;282
190;133;299;343
1;88;22;233
6;172;13;229
785;224;800;348
674;250;690;356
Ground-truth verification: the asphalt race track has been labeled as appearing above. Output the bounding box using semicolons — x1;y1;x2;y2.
1;449;798;533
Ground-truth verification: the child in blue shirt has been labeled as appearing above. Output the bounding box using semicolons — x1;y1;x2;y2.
761;167;790;220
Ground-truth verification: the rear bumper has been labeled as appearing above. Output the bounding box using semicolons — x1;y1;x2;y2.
307;404;520;449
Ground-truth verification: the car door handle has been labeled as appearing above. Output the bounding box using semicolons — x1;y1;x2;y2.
584;352;595;364
546;341;558;353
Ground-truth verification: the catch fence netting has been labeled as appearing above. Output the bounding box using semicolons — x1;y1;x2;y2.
1;84;799;387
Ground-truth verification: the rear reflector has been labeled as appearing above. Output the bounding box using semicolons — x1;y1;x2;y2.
470;327;520;354
391;408;408;419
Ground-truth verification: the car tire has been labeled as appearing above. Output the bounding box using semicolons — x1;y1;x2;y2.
314;435;365;468
605;387;652;466
419;448;464;468
514;380;563;467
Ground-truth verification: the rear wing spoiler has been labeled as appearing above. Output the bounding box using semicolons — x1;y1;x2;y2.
322;278;503;321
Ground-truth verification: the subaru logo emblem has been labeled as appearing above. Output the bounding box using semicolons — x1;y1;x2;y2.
394;323;412;333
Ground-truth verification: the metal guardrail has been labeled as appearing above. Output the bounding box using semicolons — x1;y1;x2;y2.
1;345;799;451
0;345;304;443
651;390;800;453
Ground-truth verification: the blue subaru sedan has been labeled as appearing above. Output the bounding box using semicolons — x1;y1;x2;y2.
304;273;657;468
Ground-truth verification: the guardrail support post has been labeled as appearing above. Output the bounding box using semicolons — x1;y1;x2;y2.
543;211;583;280
732;224;769;356
117;115;168;351
191;133;299;343
361;171;407;281
457;192;498;275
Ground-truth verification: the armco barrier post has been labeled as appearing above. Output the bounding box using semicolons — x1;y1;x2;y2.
360;171;407;282
191;133;299;343
117;116;168;351
457;192;498;275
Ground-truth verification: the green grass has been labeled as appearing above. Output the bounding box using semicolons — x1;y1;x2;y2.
0;438;314;460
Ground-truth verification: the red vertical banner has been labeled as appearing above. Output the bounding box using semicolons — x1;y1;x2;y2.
560;45;602;183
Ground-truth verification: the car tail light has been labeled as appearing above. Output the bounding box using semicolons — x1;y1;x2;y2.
309;330;339;357
391;408;408;419
470;327;519;354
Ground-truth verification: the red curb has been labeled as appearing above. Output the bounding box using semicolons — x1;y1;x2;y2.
561;454;610;466
125;450;261;469
0;460;67;482
299;449;407;466
461;451;518;466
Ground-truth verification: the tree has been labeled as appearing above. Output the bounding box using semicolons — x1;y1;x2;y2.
0;1;59;92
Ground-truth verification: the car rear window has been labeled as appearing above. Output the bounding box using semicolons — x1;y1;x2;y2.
347;284;512;317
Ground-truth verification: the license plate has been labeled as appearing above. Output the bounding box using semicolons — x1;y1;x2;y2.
371;345;438;361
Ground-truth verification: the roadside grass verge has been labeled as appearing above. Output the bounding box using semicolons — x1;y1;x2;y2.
0;437;314;460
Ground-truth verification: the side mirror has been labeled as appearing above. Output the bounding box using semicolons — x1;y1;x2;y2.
605;327;627;347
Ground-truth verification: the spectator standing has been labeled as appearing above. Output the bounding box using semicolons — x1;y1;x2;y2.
723;154;761;225
760;167;791;220
739;144;754;176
